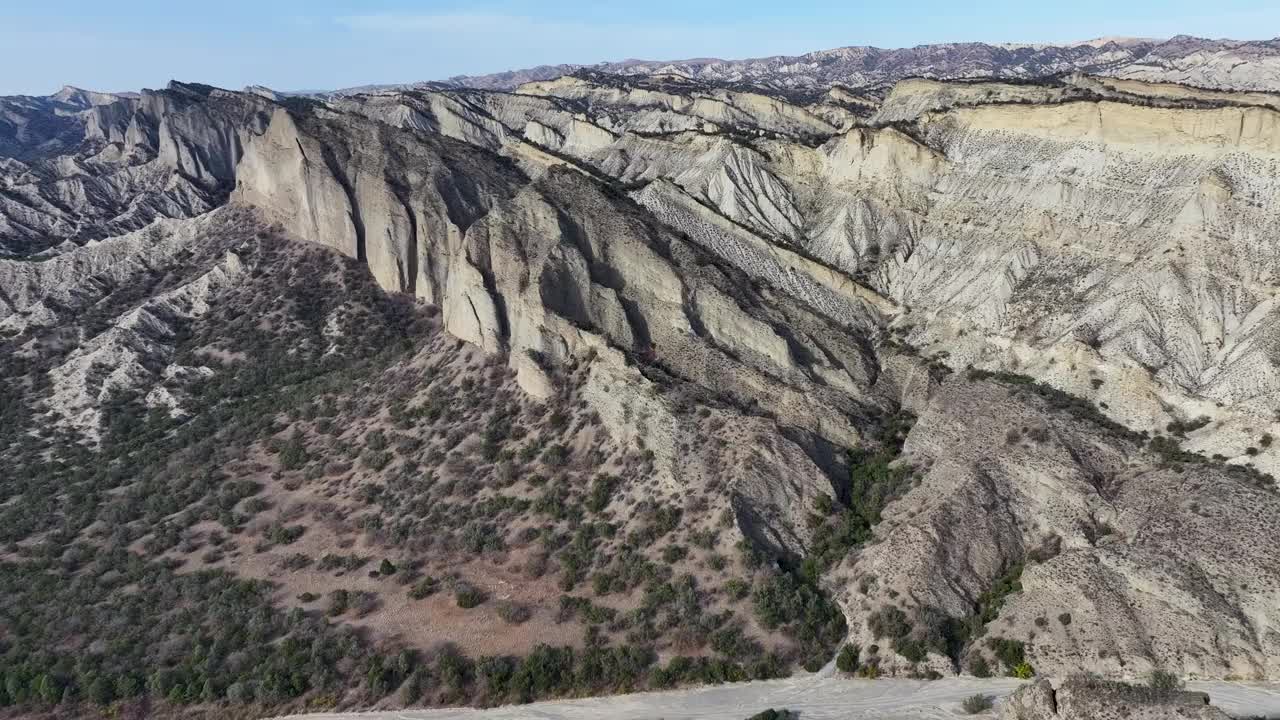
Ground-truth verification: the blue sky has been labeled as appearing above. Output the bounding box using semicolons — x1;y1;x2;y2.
2;0;1278;95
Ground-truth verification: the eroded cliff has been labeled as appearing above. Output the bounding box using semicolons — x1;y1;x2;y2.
2;69;1279;698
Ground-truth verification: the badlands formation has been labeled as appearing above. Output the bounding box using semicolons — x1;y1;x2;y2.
4;41;1280;717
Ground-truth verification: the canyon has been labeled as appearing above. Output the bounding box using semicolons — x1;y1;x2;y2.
3;36;1280;719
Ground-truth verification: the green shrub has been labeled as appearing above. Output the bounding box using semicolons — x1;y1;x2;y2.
585;475;618;513
281;553;311;570
975;564;1023;625
362;449;393;471
408;577;440;600
961;693;995;714
1148;669;1183;691
894;636;928;663
455;584;487;609
542;444;569;466
591;572;615;596
723;578;749;601
987;637;1026;672
868;605;911;639
751;572;846;650
497;601;532;625
326;589;350;616
266;523;305;546
353;590;380;617
835;645;860;673
277;428;308;470
968;655;992;678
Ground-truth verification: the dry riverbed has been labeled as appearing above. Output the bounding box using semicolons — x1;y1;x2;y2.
275;676;1280;720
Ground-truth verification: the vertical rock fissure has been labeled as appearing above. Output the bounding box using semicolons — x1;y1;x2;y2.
319;145;366;262
476;264;510;346
395;193;418;296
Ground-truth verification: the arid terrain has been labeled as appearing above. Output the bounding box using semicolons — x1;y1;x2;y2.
3;34;1280;720
273;676;1280;720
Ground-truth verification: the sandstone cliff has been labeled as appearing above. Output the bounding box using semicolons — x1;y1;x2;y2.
3;70;1280;685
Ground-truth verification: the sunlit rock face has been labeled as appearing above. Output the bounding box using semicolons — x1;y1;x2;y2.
5;62;1280;680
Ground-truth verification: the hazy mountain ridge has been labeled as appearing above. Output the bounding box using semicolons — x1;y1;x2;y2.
432;35;1280;94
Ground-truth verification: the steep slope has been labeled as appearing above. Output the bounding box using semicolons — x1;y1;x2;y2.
229;79;1280;681
332;74;1280;474
0;82;271;256
0;88;889;718
844;374;1280;680
302;73;1280;678
3;64;1280;719
229;99;896;542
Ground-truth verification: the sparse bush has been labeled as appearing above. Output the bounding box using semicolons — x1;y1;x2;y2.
362;449;393;471
961;693;995;714
868;605;911;640
1148;669;1183;691
455;583;487;609
690;528;718;550
987;637;1027;672
585;475;618;513
542;444;569;466
723;578;750;601
353;590;380;617
277;428;309;470
326;589;350;616
408;577;440;600
968;655;992;678
662;545;688;563
836;645;860;673
894;636;928;662
265;522;305;546
497;601;532;625
281;553;312;570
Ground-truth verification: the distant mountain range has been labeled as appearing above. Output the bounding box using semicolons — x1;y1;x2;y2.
419;35;1280;94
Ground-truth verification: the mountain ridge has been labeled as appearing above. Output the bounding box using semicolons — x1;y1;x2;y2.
426;35;1280;94
3;37;1280;720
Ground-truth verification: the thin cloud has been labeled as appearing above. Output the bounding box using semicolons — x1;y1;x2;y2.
337;13;582;35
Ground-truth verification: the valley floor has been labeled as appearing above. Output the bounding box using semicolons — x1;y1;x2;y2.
274;676;1280;719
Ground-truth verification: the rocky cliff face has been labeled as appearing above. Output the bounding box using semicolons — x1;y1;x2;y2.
3;60;1280;695
0;81;271;256
1001;677;1232;720
319;72;1280;474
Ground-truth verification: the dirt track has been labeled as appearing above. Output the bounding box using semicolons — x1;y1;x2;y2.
274;676;1280;719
